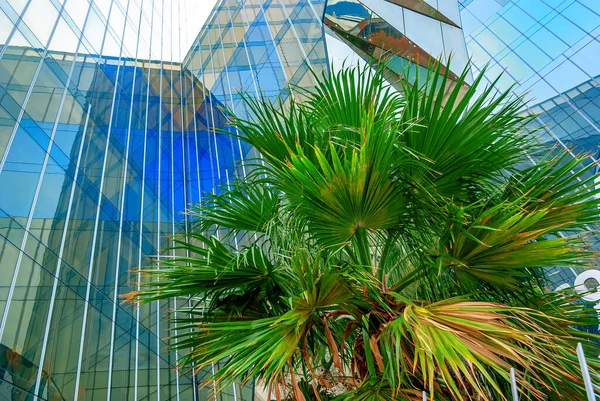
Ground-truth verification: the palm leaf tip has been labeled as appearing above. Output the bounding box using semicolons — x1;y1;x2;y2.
120;290;142;305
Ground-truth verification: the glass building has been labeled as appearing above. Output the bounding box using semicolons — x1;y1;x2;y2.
458;0;600;290
322;0;471;88
0;0;236;399
0;0;469;399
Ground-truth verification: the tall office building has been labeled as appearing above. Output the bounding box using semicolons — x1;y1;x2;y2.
0;0;469;399
458;0;600;291
0;0;224;399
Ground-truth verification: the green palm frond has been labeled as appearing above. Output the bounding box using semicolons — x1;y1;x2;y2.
188;179;280;235
227;90;326;170
399;62;537;202
301;64;406;145
127;233;289;318
278;128;408;247
433;200;594;292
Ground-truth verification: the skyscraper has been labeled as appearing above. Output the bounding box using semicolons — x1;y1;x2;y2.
458;0;600;291
0;0;468;399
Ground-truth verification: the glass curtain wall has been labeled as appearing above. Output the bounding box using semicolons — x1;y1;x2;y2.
0;0;245;399
184;0;329;108
460;0;600;154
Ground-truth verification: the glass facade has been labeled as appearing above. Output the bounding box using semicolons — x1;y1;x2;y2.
530;76;600;158
0;0;467;399
323;0;471;86
459;0;600;290
184;0;329;108
460;0;600;148
0;0;245;399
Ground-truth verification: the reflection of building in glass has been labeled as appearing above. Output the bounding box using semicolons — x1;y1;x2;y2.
459;0;600;289
323;0;470;88
324;0;464;83
0;0;468;399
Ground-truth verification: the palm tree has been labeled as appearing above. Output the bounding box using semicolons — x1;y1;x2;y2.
124;64;600;400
